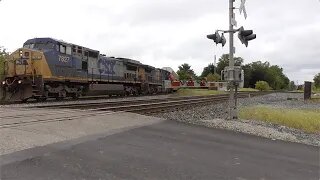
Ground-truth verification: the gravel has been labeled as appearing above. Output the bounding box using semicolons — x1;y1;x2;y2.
155;93;320;146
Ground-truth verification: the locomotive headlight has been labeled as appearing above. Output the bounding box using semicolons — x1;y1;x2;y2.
18;80;23;84
2;81;5;85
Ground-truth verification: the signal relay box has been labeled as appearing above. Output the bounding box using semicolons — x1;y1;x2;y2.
222;66;243;83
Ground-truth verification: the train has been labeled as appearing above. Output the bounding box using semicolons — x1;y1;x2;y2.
169;80;230;91
1;38;173;101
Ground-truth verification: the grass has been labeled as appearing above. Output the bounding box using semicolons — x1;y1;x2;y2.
239;106;320;133
175;89;226;96
310;95;320;102
290;90;304;93
239;88;259;92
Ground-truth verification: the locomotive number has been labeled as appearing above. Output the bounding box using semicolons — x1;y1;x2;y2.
59;55;70;63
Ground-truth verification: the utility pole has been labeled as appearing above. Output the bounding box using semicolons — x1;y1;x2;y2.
228;0;236;119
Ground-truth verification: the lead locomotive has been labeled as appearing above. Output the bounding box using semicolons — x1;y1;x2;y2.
1;38;172;101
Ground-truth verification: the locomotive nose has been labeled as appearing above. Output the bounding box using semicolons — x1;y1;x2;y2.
7;48;31;65
5;48;35;76
1;47;44;101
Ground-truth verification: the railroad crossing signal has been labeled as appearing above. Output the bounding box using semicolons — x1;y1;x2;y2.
231;16;238;27
238;26;256;47
207;31;226;47
206;0;255;119
239;0;247;19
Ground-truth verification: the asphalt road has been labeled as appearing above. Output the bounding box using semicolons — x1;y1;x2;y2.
0;121;319;180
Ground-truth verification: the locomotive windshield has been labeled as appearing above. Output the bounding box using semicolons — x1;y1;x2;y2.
23;43;35;49
24;42;56;50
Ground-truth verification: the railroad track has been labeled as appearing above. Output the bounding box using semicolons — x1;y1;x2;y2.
95;92;270;114
32;91;266;109
83;93;255;113
0;110;118;129
0;90;297;106
0;91;269;129
0;93;169;106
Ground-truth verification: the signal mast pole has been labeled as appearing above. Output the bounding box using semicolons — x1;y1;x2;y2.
207;0;255;120
229;0;237;119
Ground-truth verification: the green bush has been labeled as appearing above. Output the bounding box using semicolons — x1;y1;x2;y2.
255;81;270;91
0;47;7;80
314;73;320;88
206;73;220;82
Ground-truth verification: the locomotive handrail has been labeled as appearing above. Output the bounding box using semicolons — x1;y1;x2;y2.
5;78;17;86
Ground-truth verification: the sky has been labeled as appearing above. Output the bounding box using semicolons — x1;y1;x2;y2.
0;0;319;84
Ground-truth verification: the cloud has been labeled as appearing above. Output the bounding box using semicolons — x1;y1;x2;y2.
0;0;319;83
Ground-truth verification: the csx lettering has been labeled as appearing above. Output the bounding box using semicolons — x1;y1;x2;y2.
59;55;70;63
98;59;116;75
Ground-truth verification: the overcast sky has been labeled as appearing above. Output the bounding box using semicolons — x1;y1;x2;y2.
0;0;319;83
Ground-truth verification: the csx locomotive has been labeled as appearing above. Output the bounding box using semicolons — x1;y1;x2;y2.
1;38;172;101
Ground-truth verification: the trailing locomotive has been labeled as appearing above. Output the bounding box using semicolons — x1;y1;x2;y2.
1;38;172;101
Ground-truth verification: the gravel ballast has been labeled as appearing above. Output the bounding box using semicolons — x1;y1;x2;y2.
155;93;320;146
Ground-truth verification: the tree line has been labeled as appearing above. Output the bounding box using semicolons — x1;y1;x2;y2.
314;73;320;89
177;54;320;91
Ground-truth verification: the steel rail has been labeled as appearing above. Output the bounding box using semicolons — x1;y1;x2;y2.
0;90;287;106
0;92;269;129
32;91;265;109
